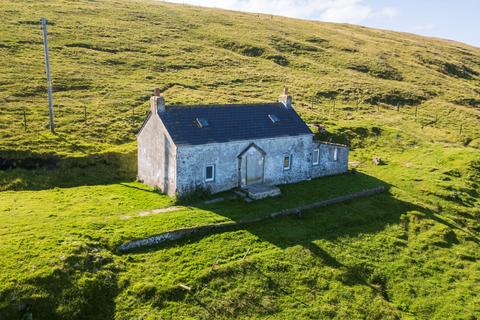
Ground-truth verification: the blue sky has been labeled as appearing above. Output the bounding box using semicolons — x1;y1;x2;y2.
165;0;479;47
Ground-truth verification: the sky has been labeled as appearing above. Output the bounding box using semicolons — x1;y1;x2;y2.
164;0;480;47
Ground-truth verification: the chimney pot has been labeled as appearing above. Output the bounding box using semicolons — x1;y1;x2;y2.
153;87;161;96
279;87;293;108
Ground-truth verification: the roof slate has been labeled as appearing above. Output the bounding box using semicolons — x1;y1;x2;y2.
158;102;312;146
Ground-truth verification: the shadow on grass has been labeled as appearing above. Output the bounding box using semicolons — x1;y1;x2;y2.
0;166;131;191
0;150;136;191
124;172;422;315
0;248;119;320
117;172;477;317
128;172;413;254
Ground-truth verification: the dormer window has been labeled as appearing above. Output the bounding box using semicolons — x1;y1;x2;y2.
195;117;209;128
268;114;280;123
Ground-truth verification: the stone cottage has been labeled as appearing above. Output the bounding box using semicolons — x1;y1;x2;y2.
137;88;348;197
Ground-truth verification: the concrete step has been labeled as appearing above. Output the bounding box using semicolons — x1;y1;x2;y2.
242;184;281;200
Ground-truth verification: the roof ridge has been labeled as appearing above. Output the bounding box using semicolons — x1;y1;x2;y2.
166;102;282;109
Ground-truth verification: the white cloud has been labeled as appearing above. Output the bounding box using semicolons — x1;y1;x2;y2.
163;0;399;24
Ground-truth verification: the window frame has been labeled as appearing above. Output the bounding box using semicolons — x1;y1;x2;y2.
313;149;320;166
283;155;292;171
205;164;215;182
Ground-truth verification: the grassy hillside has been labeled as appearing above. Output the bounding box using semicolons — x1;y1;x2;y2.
0;0;479;319
0;0;479;157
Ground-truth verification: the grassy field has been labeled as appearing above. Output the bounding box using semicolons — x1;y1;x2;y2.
1;0;480;319
1;140;478;319
0;0;479;157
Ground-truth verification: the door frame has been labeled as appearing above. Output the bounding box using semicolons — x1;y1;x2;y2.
237;143;266;187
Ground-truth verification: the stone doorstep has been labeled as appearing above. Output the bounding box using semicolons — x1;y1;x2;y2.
243;184;282;200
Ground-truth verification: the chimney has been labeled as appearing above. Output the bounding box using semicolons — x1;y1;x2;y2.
278;87;292;108
150;87;165;114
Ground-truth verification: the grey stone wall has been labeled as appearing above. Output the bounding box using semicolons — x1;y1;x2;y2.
137;113;177;195
175;135;313;195
311;142;349;179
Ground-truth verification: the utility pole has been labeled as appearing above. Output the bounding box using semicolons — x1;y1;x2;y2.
41;17;55;133
23;108;27;130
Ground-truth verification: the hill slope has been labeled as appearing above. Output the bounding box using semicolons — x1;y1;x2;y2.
0;0;479;157
0;1;479;319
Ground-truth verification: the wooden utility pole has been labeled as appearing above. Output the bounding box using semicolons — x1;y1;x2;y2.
415;105;418;120
23;108;27;130
41;17;55;133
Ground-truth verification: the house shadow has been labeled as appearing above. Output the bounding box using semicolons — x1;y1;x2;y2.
120;172;480;317
123;172;427;315
134;172;418;254
0;149;137;191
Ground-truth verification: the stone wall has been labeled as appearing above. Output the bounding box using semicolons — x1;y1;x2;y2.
175;135;313;195
311;142;349;179
137;113;177;195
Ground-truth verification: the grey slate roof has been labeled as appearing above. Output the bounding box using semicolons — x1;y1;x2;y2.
159;102;312;146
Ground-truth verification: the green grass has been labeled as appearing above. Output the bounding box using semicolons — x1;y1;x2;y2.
1;137;478;318
1;0;480;319
0;0;479;157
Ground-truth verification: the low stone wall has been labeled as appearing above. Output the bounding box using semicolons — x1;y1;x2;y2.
117;186;386;252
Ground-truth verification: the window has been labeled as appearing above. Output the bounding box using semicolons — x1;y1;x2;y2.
268;114;280;123
205;164;215;182
333;148;338;161
283;155;292;170
195;117;209;128
313;149;319;165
